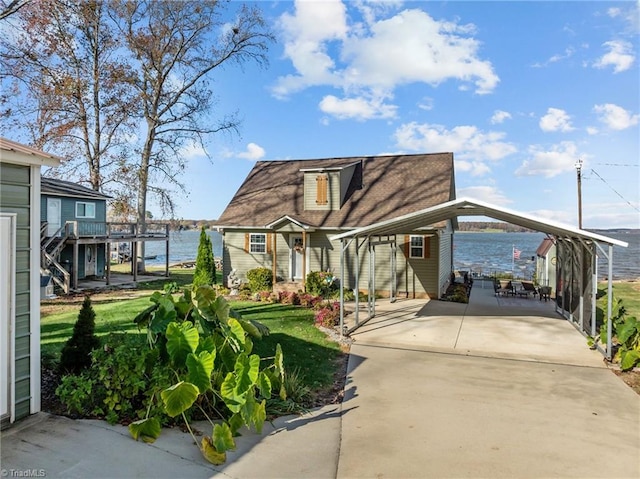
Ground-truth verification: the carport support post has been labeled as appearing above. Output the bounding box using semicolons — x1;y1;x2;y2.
339;239;345;335
606;245;613;360
592;253;597;340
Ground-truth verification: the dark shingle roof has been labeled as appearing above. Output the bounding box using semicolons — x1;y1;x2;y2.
216;153;455;229
41;177;111;200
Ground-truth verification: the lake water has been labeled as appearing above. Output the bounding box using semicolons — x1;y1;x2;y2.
144;229;640;281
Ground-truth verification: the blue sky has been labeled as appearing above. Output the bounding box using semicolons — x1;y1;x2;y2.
165;0;639;229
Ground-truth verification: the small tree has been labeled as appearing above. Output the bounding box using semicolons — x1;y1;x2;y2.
193;227;216;287
59;295;100;374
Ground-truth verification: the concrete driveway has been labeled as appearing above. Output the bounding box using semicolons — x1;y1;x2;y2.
2;281;639;478
339;281;640;478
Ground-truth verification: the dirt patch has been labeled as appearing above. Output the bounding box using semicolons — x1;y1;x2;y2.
611;369;640;395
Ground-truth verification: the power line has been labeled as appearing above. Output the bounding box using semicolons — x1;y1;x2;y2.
591;163;639;167
590;169;640;213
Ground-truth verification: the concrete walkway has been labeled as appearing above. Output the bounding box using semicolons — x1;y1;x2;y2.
2;281;639;478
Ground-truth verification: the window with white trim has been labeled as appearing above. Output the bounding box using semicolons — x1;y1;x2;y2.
250;233;266;253
409;235;424;258
76;202;96;218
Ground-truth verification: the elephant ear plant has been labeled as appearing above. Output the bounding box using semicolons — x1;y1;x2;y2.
131;285;286;464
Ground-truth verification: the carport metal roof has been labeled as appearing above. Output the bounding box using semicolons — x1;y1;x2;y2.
330;197;628;247
330;197;628;361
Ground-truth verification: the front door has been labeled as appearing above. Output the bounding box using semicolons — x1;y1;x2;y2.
0;215;15;422
46;197;62;236
290;235;304;280
85;244;96;276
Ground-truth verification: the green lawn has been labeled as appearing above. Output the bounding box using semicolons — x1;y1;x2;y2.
40;272;344;396
598;281;640;319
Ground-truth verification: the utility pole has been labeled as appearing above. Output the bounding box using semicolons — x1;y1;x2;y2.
576;158;583;229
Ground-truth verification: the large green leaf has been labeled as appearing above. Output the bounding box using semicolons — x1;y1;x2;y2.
220;373;244;413
149;298;178;334
200;436;226;465
218;341;237;373
275;344;286;400
129;417;161;443
617;317;639;345
234;354;259;396
161;381;199;417
192;286;218;322
228;413;245;436
257;371;272;398
187;351;215;394
166;322;199;367
133;303;159;329
227;318;246;352
197;335;217;355
236;317;262;339
620;349;640;371
213;422;236;452
253;399;266;434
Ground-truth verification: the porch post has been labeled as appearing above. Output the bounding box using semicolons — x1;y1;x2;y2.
302;230;307;290
165;224;169;278
592;251;597;340
132;241;138;283
72;242;78;290
272;232;277;288
106;241;111;285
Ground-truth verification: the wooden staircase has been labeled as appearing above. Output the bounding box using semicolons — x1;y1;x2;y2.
40;222;71;294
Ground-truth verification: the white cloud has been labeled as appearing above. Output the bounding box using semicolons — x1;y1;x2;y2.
457;185;512;205
593;40;635;73
607;7;621;18
539;108;574;132
394;122;517;172
319;93;397;120
586;126;599;135
593;103;639;130
273;2;500;119
532;47;576;68
515;141;581;178
490;110;511;124
529;208;574;225
418;97;434;111
237;143;266;161
180;141;207;159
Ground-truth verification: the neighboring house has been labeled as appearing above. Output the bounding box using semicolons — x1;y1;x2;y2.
536;237;557;296
215;153;456;299
1;138;60;428
41;177;111;287
40;177;170;293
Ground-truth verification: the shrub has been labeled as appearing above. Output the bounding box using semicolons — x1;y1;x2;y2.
193;227;216;287
298;293;322;308
59;295;101;374
246;267;272;293
314;301;341;328
258;290;274;302
278;291;300;305
306;271;339;297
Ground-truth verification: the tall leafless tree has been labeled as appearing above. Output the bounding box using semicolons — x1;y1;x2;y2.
0;0;136;191
110;0;273;269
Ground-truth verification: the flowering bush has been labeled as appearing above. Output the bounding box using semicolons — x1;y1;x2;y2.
278;291;300;305
314;301;341;328
258;290;274;302
299;293;323;308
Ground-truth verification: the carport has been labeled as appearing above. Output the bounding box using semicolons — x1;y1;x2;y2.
330;197;628;359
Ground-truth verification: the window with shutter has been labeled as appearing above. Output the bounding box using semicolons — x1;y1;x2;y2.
248;233;267;254
316;174;328;205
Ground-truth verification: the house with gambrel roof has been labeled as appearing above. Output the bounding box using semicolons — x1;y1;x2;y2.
215;153;457;299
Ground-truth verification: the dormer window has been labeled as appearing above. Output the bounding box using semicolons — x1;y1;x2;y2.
316;174;328;205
